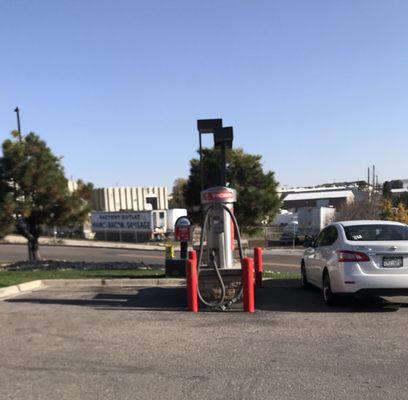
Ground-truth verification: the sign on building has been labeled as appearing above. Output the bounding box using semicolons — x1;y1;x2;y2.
91;211;153;233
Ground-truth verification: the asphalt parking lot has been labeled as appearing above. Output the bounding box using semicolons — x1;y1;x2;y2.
2;282;408;400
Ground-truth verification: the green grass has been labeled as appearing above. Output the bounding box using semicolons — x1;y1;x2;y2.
262;271;300;280
0;268;165;288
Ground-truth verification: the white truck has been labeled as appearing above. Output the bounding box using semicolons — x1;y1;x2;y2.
91;208;187;242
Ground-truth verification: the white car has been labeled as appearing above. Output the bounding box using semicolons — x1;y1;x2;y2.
301;220;408;305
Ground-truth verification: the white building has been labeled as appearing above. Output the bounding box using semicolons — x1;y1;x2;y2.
91;186;168;212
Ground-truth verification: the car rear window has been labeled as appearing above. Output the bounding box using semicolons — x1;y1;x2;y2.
343;224;408;241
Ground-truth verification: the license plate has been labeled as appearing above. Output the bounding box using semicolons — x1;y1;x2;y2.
382;256;403;268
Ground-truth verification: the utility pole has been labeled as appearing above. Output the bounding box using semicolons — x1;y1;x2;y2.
367;167;370;191
13;107;31;258
14;107;22;142
372;165;376;192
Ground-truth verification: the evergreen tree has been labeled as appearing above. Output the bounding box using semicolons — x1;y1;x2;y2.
0;132;93;260
183;148;280;235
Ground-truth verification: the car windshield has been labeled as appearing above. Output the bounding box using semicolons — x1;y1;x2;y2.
343;224;408;241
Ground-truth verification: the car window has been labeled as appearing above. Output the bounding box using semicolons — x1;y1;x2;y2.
343;224;408;241
320;226;338;246
314;229;327;247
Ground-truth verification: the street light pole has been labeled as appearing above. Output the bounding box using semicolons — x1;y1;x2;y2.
14;107;22;142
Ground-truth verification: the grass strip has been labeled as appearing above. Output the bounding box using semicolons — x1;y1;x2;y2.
262;271;300;280
0;268;165;288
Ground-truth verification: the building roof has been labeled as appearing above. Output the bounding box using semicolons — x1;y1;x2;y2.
283;190;354;202
278;182;364;195
391;188;408;194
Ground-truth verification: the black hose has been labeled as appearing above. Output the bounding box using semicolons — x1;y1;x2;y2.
196;204;244;310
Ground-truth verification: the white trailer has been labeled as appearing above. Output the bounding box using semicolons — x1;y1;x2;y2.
298;206;335;236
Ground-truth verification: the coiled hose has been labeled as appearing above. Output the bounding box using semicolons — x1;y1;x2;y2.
197;204;244;310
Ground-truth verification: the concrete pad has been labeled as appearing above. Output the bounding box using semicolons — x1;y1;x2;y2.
0;278;186;301
2;283;408;399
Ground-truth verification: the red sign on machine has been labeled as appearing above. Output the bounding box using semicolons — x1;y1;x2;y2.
175;226;191;242
202;191;233;202
175;216;192;242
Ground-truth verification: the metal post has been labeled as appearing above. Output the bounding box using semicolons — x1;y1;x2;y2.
14;107;22;142
180;241;188;260
220;142;227;186
199;132;204;191
254;247;263;288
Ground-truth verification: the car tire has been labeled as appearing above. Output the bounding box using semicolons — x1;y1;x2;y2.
301;262;311;289
322;270;338;306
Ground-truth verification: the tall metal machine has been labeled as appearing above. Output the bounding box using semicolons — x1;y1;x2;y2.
196;120;244;310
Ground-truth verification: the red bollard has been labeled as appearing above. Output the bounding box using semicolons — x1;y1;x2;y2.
254;247;263;288
242;257;255;313
186;257;198;312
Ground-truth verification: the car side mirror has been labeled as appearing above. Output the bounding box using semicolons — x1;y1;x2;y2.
303;239;314;248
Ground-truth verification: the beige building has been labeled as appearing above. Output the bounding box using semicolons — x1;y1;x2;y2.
91;186;168;212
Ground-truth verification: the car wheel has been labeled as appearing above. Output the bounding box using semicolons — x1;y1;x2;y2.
322;271;338;306
301;262;311;289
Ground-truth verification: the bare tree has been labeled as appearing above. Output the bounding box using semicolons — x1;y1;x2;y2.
168;178;187;208
335;193;383;221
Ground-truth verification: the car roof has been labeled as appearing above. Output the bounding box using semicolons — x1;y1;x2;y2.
334;220;407;227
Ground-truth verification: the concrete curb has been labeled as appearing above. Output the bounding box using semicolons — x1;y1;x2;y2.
41;278;186;287
0;278;186;300
0;280;44;300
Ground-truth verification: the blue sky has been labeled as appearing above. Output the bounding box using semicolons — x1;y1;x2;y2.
1;1;407;190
